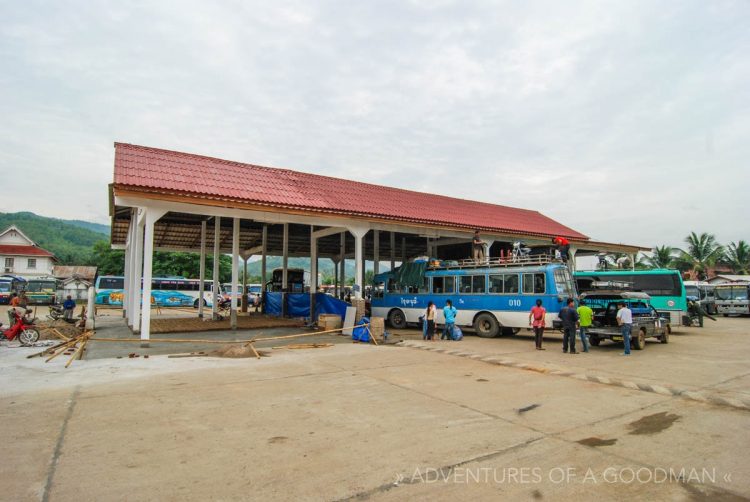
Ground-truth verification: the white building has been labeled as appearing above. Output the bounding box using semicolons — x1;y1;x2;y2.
0;225;56;278
708;274;750;285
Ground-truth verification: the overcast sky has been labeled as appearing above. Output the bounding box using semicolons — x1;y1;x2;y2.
1;0;747;249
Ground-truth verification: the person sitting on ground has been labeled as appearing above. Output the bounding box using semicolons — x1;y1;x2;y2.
442;299;457;340
63;295;76;321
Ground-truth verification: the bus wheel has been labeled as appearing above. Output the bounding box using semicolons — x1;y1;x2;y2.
632;329;646;350
474;313;500;338
193;298;206;308
388;309;407;329
660;330;669;344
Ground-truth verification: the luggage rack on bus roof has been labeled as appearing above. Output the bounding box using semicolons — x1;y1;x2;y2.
426;254;559;270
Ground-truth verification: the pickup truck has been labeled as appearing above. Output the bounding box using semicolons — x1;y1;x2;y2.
581;291;670;350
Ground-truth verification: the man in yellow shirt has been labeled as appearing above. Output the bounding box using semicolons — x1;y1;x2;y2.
577;300;594;353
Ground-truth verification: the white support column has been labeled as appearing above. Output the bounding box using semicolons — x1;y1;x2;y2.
122;215;133;321
198;221;206;318
484;239;495;262
391;232;396;272
212;216;221;320
131;212;144;332
373;230;380;276
310;226;318;321
241;253;248;313
261;225;267;312
361;231;367;292
339;232;346;297
139;208;166;345
349;227;368;300
230;217;240;329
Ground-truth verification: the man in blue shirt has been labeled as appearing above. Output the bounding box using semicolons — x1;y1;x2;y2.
63;295;76;321
441;300;457;340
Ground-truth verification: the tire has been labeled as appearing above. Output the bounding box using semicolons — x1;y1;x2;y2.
193;298;207;308
388;309;407;329
660;329;669;344
632;329;646;350
474;313;500;338
19;328;40;346
589;336;600;346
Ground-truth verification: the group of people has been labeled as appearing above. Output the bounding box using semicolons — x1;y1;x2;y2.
422;299;458;341
530;298;635;356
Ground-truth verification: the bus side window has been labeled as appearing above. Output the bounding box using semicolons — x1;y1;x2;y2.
459;276;473;293
489;275;503;293
432;277;444;294
444;276;455;294
419;277;429;294
522;274;534;294
472;275;485;293
504;274;519;294
534;274;545;294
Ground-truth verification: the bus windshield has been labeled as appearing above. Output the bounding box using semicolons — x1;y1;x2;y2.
715;286;749;301
0;282;10;292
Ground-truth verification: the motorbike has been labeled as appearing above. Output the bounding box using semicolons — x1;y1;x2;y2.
47;303;64;321
512;241;532;262
1;309;41;345
47;304;78;323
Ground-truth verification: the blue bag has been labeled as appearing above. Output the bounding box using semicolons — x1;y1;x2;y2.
451;325;463;341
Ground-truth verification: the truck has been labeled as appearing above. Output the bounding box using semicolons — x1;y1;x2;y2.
580;291;670;350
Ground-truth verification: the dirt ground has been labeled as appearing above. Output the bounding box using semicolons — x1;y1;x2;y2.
0;315;748;501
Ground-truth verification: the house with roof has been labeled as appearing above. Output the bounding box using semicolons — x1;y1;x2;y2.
0;225;56;278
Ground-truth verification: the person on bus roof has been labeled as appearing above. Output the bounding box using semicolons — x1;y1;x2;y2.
472;231;486;263
552;236;571;263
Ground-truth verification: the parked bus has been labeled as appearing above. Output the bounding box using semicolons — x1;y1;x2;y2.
371;257;577;337
575;269;687;325
714;282;750;316
684;280;717;314
265;268;308;293
222;283;263;305
0;275;26;304
95;276;224;307
24;277;59;305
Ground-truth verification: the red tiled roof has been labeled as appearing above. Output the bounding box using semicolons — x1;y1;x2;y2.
113;143;588;240
0;245;55;257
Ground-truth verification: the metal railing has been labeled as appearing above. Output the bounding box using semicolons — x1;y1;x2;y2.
426;254;560;270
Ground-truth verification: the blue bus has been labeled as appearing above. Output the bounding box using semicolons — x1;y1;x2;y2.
371;258;577;337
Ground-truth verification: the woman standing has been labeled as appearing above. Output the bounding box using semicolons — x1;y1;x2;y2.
425;301;437;341
529;299;547;350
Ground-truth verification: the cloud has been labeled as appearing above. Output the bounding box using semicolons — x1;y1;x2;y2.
0;0;748;248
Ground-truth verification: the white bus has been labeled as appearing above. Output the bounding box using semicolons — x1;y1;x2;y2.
714;281;750;316
95;276;225;308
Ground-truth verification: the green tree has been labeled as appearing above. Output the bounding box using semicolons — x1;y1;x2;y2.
674;232;724;280
646;245;675;269
88;240;125;275
723;240;750;274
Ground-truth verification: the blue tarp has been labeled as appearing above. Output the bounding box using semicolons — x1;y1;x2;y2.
264;292;350;320
352;316;370;342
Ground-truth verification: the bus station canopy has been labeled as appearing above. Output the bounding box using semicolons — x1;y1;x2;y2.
110;143;645;258
108;142;648;341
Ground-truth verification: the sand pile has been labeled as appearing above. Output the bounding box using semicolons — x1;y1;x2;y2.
37;320;84;340
210;344;269;358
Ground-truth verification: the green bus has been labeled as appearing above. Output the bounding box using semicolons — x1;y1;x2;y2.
23;277;59;305
574;269;687;327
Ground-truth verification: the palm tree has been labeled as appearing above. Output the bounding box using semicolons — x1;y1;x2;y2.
674;232;724;280
646;245;675;269
724;240;750;274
